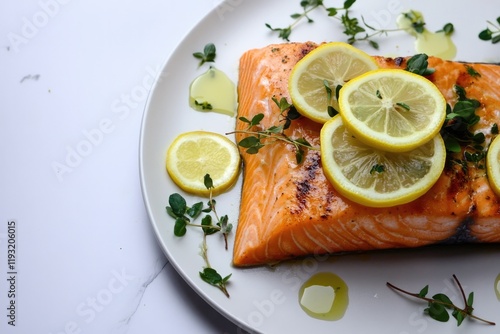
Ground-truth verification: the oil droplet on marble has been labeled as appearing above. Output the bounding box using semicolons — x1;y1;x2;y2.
298;272;349;321
189;67;236;116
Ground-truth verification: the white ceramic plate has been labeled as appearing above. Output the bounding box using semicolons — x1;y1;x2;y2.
140;1;500;333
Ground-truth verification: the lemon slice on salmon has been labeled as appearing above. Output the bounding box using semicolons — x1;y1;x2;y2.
487;135;500;197
166;131;241;196
320;115;446;207
289;42;378;124
338;68;447;152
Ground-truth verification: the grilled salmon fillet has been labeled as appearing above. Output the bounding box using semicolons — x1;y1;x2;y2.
233;42;500;267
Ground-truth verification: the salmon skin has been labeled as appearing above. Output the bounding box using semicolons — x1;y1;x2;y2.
233;42;500;267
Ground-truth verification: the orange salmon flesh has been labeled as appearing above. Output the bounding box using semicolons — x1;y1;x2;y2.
233;42;500;267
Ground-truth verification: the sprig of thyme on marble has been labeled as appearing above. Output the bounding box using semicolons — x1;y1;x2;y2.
166;174;232;297
387;275;495;326
227;97;317;164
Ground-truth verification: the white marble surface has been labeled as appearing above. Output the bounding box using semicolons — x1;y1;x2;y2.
0;0;243;333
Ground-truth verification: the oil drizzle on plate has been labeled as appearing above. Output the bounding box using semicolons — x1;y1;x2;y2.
397;10;457;60
298;272;349;321
189;67;236;116
495;273;500;300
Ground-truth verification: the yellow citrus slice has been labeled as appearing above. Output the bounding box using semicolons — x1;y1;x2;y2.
289;42;378;124
166;131;241;196
487;135;500;197
338;68;447;152
320;115;446;207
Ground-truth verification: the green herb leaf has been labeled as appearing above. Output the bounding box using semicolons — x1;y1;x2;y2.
168;193;187;217
174;217;188;237
432;293;453;307
479;28;493;41
396;102;411;111
465;65;481;78
201;215;219;235
199;267;231;297
492;123;499;135
194;100;213;110
426;302;450;322
440;23;454;36
370;164;385;174
187;202;204;219
200;267;223;285
239;136;261;148
405;54;435;76
204;174;214;190
193;43;216;67
418;285;429;298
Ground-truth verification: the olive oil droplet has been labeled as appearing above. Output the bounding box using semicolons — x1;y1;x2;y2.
189;67;236;116
495;273;500;300
298;272;349;321
397;11;457;60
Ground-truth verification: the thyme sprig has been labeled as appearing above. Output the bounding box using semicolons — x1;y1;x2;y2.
228;97;317;164
479;16;500;44
166;174;232;297
193;43;217;67
265;0;381;48
265;1;453;49
387;275;495;326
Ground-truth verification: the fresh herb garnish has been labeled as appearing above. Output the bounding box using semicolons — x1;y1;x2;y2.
265;2;453;49
370;164;385;174
194;100;213;110
465;64;481;78
166;174;232;297
323;80;340;117
396;102;410;111
479;16;500;44
405;54;435;76
438;22;455;36
228;97;317;164
440;85;485;168
492;123;499;135
387;275;495;326
193;43;217;67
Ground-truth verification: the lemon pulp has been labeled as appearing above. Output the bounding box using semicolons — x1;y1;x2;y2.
338;69;447;152
320;115;446;207
166;131;241;196
289;42;378;124
487;135;500;197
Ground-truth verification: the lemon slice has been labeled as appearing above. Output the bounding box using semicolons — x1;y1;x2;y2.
320;115;446;207
487;135;500;197
289;42;378;124
166;131;241;196
338;68;447;152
